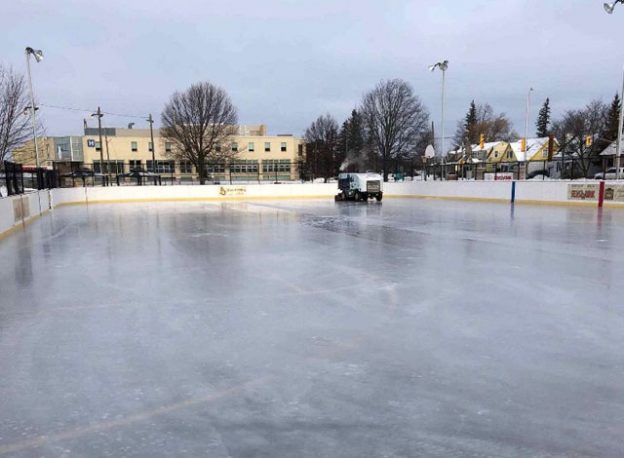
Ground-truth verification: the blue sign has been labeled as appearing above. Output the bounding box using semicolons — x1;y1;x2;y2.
87;139;96;147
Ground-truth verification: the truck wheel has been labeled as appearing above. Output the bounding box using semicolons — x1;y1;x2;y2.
376;193;383;202
361;193;368;201
343;191;349;201
354;191;361;201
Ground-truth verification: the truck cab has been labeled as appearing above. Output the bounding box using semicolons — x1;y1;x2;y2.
336;172;383;202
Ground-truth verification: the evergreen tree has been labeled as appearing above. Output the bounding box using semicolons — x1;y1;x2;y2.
605;93;621;141
338;109;367;171
593;93;622;155
465;100;478;143
536;98;551;137
453;100;478;147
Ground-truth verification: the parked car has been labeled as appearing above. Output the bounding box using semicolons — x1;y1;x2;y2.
594;167;624;180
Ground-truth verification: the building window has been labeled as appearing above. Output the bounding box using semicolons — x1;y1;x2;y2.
131;141;138;152
165;142;172;153
205;163;225;174
230;160;259;174
147;160;175;173
95;141;101;152
93;160;125;174
179;160;193;174
262;159;291;173
264;142;271;152
129;160;142;171
149;142;153;152
231;142;238;152
281;142;287;152
248;142;255;152
298;144;303;156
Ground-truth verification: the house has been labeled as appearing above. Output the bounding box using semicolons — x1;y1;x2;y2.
454;141;511;164
599;142;620;168
507;137;558;162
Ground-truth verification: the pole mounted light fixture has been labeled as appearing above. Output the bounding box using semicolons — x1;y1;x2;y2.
26;47;44;62
429;60;449;172
604;0;624;14
429;60;449;73
603;2;624;178
24;45;44;196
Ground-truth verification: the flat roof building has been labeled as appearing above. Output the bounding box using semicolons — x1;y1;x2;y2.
15;125;305;183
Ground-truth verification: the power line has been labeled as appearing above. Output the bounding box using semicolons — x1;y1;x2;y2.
39;103;148;120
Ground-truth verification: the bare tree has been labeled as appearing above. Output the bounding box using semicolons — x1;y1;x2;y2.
161;82;238;185
304;114;339;182
361;79;429;182
0;66;32;163
453;102;517;148
551;100;608;177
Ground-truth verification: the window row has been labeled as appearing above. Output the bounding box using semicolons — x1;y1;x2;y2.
218;142;288;153
95;142;173;153
92;160;292;174
94;141;288;153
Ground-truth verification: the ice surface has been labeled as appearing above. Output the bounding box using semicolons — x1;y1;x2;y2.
0;199;623;457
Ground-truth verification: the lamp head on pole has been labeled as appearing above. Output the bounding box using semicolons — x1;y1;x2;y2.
429;60;449;72
604;0;624;13
25;47;44;62
90;111;103;119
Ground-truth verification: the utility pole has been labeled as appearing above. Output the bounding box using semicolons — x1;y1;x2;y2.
104;134;111;184
147;114;157;185
94;107;105;186
524;88;534;157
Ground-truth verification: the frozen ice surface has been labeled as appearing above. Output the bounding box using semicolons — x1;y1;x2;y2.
0;199;623;457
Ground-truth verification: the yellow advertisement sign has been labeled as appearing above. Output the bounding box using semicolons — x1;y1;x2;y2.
219;186;247;196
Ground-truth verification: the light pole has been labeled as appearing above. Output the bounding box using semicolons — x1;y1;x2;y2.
147;114;157;185
604;1;624;179
429;60;449;160
90;107;105;186
524;87;534;157
615;68;624;180
25;47;43;175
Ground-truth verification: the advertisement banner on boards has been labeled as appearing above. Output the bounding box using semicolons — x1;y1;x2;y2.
219;186;247;196
568;183;599;201
484;173;514;181
603;184;624;202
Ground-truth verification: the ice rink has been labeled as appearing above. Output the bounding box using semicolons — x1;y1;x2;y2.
1;199;623;457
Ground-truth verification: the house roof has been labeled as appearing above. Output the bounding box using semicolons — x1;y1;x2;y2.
451;141;507;155
600;142;618;156
509;137;550;162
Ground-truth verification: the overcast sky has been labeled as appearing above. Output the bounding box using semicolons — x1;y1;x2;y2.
2;0;622;141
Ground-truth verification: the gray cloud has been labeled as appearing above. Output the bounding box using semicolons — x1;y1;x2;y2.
2;0;621;139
